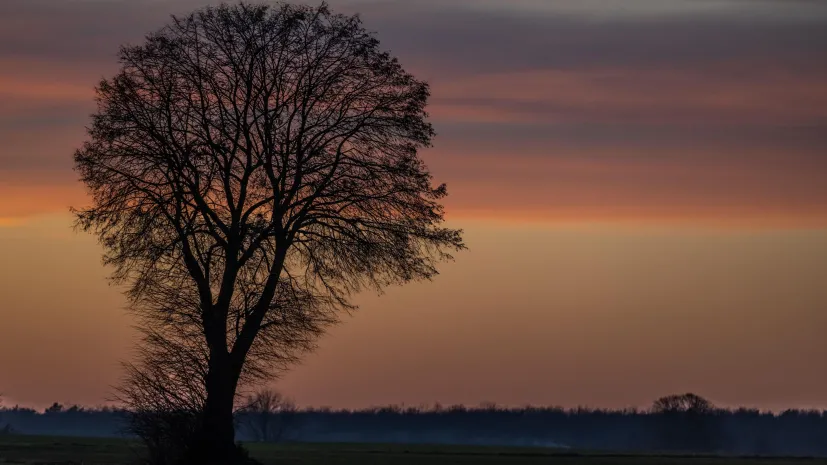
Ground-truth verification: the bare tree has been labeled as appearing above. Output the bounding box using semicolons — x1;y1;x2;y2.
73;2;463;462
238;388;297;443
651;393;719;452
652;393;715;414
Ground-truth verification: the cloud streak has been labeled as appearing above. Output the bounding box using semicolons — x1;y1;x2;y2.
1;0;825;226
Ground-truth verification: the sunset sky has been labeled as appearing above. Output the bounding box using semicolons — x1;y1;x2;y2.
1;0;826;411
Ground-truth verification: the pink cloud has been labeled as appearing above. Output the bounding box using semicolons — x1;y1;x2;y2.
429;66;827;125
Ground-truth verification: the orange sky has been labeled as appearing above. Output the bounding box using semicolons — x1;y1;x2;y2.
1;0;826;410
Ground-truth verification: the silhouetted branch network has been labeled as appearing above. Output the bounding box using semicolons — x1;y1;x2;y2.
73;1;463;460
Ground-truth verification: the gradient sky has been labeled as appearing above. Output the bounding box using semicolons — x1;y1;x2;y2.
1;0;826;411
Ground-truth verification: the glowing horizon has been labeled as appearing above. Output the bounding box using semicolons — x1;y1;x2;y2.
1;0;826;410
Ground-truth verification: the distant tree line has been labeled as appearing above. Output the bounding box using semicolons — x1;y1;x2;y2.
2;393;827;457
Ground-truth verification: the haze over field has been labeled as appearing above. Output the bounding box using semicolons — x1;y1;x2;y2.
1;0;826;411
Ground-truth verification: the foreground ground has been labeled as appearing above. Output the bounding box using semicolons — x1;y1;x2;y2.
1;436;827;465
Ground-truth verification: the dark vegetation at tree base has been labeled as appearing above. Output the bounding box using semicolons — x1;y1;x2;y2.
2;401;827;457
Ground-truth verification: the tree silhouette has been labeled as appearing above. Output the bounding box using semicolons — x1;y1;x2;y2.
238;388;297;443
44;403;64;414
73;2;464;462
651;393;718;452
652;393;715;414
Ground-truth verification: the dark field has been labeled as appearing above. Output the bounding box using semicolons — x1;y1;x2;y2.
2;436;827;465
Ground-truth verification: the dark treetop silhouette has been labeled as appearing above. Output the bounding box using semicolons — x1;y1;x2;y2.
73;2;464;462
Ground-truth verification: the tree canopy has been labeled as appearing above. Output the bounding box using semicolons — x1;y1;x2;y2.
73;2;463;461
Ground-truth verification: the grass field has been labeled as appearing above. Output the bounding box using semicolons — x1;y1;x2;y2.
2;436;827;465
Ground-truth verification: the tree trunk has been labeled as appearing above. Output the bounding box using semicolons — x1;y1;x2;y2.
188;353;243;464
